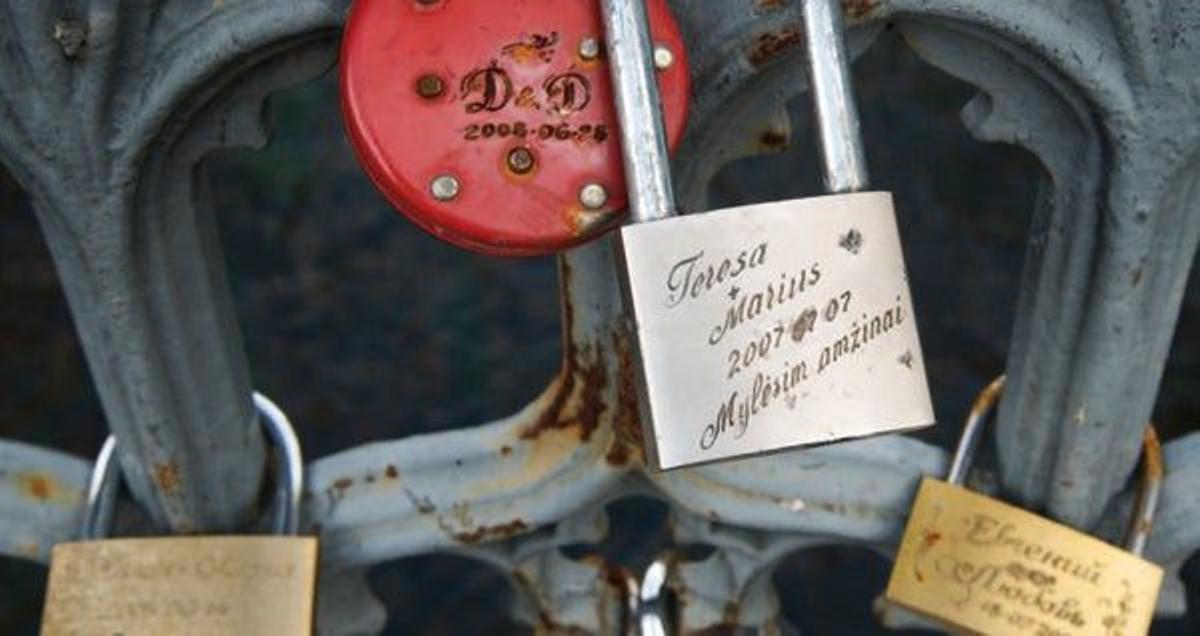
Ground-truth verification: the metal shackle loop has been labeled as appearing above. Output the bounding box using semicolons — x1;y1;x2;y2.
949;376;1164;556
81;392;305;540
801;0;870;194
601;0;871;228
600;0;676;225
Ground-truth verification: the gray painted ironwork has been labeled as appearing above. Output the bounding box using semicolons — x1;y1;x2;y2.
1;0;1199;633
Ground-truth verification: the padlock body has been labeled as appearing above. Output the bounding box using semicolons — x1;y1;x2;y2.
618;192;934;469
886;478;1163;635
341;0;690;256
41;536;318;636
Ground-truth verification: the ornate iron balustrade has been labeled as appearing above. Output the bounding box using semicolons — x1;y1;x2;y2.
1;0;1199;633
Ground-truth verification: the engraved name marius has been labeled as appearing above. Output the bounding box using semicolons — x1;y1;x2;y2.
661;238;908;451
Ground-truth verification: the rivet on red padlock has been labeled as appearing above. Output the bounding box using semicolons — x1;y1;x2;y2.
340;0;691;256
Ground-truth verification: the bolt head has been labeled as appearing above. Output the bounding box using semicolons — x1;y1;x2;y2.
653;45;674;71
416;73;445;99
579;183;608;210
507;147;536;175
579;37;601;61
430;175;461;201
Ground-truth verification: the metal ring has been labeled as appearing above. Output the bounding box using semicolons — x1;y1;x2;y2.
81;392;304;539
949;376;1164;555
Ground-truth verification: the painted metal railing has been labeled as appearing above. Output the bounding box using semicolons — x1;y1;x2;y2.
2;0;1199;633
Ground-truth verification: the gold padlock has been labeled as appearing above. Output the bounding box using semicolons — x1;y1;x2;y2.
884;377;1164;635
41;393;319;636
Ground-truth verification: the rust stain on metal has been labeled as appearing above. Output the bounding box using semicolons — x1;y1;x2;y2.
747;27;801;68
522;352;607;442
20;473;53;501
385;464;400;479
607;330;644;466
332;477;354;492
510;571;576;635
501;31;559;65
756;0;790;10
1142;426;1164;482
500;445;513;456
154;462;182;494
522;259;609;443
453;519;530;544
16;472;76;505
758;128;789;152
565;203;615;237
842;0;878;19
968;375;1006;424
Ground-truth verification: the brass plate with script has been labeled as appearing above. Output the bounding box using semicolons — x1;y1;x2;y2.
42;536;318;636
886;478;1163;635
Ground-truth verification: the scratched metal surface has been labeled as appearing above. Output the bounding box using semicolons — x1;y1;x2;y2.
2;0;1200;634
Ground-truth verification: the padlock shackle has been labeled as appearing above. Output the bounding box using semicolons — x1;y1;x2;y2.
81;392;305;540
945;375;1006;486
81;435;119;542
602;0;868;222
601;0;676;224
638;558;671;635
949;376;1164;556
1127;426;1164;557
802;0;871;193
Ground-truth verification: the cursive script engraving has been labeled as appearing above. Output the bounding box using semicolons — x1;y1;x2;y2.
816;297;904;375
708;265;823;346
619;193;933;468
887;480;1162;636
664;244;771;309
962;514;1106;587
702;358;811;450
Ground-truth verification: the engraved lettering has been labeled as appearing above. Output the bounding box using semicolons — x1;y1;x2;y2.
543;72;591;115
460;62;513;113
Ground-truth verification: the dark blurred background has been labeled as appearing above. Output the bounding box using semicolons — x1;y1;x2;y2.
1;29;1197;634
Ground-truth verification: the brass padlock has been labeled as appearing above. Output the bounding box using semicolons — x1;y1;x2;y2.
884;377;1164;635
603;0;933;469
41;394;319;636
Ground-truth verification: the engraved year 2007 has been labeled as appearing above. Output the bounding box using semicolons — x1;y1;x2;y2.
726;290;853;379
463;121;609;143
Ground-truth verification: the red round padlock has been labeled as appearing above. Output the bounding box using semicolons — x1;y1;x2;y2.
341;0;690;257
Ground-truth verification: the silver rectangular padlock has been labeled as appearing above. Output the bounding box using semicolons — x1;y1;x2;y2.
602;0;935;469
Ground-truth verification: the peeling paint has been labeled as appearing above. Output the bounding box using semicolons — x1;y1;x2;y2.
451;519;529;544
747;27;801;68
